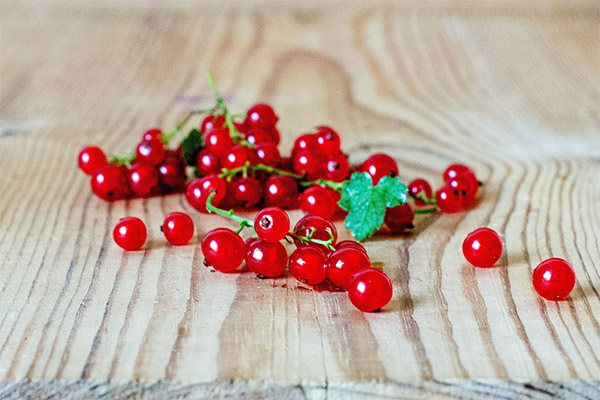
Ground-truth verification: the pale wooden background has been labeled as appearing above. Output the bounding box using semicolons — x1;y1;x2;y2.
0;0;599;398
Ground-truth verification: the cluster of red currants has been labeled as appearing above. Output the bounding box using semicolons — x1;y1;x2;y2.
202;208;392;312
78;130;186;201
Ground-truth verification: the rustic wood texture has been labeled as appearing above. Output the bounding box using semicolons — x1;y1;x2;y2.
0;0;599;398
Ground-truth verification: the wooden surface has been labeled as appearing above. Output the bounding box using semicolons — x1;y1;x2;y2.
1;0;599;398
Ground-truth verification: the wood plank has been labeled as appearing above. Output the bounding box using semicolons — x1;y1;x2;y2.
0;0;599;397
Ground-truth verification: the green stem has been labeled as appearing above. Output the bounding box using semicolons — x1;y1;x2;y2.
299;178;345;192
410;191;437;205
205;192;255;233
219;162;303;181
206;70;226;111
108;149;135;167
414;207;438;214
288;231;336;251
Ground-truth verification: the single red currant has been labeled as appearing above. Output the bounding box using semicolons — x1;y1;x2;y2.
384;203;414;231
325;153;350;182
204;128;234;156
245;239;287;278
245;128;273;145
136;138;166;165
293;215;338;252
360;153;398;184
292;134;318;156
91;164;132;201
326;248;371;289
142;128;163;142
264;175;299;209
436;185;463;213
157;160;187;192
200;115;225;134
408;178;433;206
443;163;472;182
288;246;327;285
246;103;277;129
128;163;161;197
533;258;576;300
348;269;393;312
255;143;281;167
448;171;479;207
462;228;503;268
185;175;227;212
231;177;263;208
314;126;341;155
201;228;245;272
299;186;341;220
293;150;326;180
335;240;367;254
222;145;257;170
78;146;108;175
113;217;147;251
162;212;194;245
196;149;221;176
254;206;290;242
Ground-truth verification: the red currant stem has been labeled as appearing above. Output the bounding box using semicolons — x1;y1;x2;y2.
414;207;438;214
108;149;135;166
287;231;336;251
206;70;226;111
299;178;344;192
409;191;437;205
219;162;303;181
205;192;256;234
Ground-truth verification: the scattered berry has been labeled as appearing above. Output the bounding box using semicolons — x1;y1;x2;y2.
462;228;502;267
533;258;576;300
113;217;147;251
348;269;393;312
162;212;194;245
436;185;463;213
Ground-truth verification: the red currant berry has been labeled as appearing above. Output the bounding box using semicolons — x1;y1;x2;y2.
201;228;245;272
78;146;108;175
162;212;194;245
185;175;227;212
142;128;163;142
288;246;327;285
360;153;398;184
269;127;281;145
245;128;273;145
335;240;367;254
436;185;463;213
408;178;433;206
113;217;147;251
294;215;338;253
128;163;161;197
204;128;234;156
231;177;263;208
448;172;479;207
443;163;472;182
245;239;287;278
158;160;187;192
326;248;371;289
384;203;414;231
234;119;250;134
533;258;576;300
136;138;166;165
462;228;502;268
292;134;317;156
91;165;131;201
200;115;225;134
254;206;290;242
325;153;350;182
314;126;341;155
245;237;261;259
246;103;277;129
196;149;221;176
293;150;326;180
348;269;393;312
222;145;257;170
299;186;341;219
264;175;299;209
255;143;281;167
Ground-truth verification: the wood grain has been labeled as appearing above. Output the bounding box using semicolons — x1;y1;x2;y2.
0;0;599;398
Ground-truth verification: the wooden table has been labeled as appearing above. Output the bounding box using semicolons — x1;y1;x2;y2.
1;1;599;398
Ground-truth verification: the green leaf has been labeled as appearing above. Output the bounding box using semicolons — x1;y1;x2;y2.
338;172;408;241
181;128;203;166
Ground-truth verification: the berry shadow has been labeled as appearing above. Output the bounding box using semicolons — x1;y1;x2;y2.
375;296;424;314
